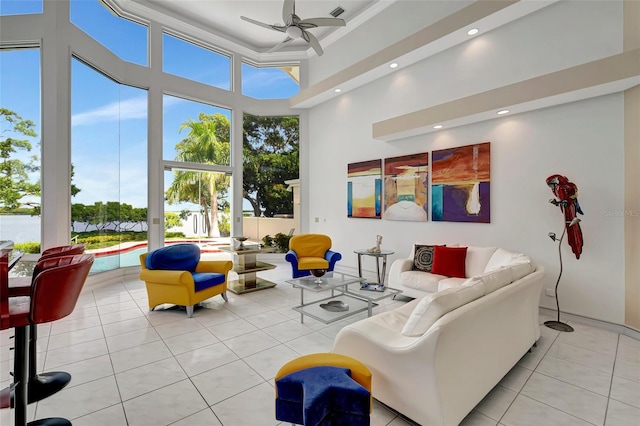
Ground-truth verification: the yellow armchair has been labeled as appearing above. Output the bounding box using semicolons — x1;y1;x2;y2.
285;234;342;278
139;244;233;318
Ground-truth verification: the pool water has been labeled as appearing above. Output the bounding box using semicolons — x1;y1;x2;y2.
91;247;148;273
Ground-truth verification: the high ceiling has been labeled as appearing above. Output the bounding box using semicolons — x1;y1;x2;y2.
111;0;384;59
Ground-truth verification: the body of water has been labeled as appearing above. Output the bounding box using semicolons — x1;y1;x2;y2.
0;215;41;243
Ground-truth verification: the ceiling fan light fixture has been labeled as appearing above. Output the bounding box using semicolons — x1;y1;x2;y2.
286;26;303;38
241;0;346;57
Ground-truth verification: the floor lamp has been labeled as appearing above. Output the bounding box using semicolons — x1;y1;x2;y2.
544;217;581;332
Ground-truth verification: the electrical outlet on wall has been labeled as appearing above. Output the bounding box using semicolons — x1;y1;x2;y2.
545;288;555;297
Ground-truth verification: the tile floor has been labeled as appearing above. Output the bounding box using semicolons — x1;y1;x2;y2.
1;259;639;425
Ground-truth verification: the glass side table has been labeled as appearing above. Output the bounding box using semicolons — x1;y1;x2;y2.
353;249;395;285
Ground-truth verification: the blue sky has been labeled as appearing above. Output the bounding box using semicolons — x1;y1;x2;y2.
1;0;299;213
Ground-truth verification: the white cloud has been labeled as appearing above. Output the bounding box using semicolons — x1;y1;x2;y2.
72;97;148;126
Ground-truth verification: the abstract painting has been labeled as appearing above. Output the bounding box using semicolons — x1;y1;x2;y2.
431;142;490;223
383;152;429;221
347;159;382;219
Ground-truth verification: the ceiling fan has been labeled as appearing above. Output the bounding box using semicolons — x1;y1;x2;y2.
240;0;346;56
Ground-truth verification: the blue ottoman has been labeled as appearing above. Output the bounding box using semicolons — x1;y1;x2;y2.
275;353;372;426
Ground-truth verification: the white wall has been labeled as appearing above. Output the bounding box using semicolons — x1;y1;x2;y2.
303;1;627;324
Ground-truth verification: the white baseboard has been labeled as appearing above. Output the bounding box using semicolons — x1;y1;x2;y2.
539;307;639;341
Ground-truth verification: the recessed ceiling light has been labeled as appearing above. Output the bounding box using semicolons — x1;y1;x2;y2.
467;28;479;36
334;88;342;93
497;109;510;115
389;63;399;69
433;125;443;129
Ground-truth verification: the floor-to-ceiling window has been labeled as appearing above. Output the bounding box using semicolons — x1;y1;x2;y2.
0;47;42;263
163;95;232;242
1;0;302;276
71;58;148;273
242;113;299;243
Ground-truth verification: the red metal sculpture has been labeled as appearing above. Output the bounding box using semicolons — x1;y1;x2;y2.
546;174;584;259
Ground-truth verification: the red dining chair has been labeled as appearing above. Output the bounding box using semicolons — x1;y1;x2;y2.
3;254;94;426
1;244;87;409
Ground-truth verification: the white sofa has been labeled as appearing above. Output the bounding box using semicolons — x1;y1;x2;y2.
333;246;544;426
389;245;530;299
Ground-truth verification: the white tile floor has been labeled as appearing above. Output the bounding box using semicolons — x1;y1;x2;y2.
2;259;639;425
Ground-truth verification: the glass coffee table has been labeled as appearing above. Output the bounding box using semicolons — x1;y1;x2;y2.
286;272;402;324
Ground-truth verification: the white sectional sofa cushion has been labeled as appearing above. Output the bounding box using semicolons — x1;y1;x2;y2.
484;247;529;272
465;246;498;276
401;283;485;337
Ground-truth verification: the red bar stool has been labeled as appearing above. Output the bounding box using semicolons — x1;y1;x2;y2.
8;244;86;297
2;244;86;409
3;254;94;426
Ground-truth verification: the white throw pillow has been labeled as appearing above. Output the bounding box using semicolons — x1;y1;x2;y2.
484;248;525;272
465;246;498;277
401;285;484;337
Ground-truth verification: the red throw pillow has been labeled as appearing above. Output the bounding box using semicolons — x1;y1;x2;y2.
431;246;468;278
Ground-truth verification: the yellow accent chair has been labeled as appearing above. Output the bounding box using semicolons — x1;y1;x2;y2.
285;234;342;278
139;243;233;318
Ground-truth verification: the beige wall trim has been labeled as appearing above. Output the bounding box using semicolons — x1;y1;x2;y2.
372;49;640;141
290;0;519;108
624;84;640;329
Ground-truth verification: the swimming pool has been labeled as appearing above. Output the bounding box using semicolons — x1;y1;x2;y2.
90;246;148;273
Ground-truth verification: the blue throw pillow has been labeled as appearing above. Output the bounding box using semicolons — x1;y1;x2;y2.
145;243;200;271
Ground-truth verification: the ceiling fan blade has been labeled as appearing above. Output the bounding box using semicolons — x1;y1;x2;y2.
241;16;285;32
298;17;346;28
282;0;295;23
267;37;294;53
302;30;324;56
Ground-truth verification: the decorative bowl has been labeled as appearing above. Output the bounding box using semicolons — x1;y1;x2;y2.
311;269;327;284
233;236;249;249
320;300;349;312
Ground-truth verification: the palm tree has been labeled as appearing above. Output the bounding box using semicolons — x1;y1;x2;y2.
166;113;230;238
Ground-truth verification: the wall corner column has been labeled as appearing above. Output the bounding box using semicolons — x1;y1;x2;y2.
624;0;640;330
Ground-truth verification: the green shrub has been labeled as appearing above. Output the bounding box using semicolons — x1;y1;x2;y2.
14;241;40;254
262;233;292;253
165;232;186;239
262;235;273;248
72;231;149;249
